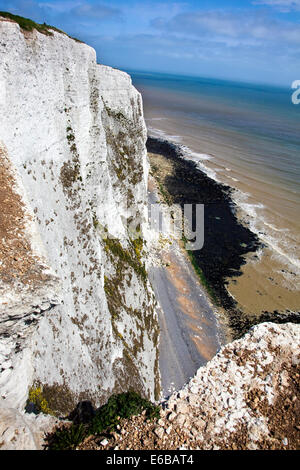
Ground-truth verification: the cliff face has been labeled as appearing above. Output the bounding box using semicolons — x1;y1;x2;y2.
0;17;159;414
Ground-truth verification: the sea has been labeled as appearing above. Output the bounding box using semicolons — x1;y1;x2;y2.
130;70;300;316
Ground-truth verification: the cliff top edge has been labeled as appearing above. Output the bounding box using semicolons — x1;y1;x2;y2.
0;11;84;44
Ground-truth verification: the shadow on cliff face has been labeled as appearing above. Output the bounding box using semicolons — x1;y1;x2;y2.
68;400;95;424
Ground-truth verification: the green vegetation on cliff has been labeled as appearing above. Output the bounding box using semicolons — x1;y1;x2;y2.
0;11;83;42
46;391;160;450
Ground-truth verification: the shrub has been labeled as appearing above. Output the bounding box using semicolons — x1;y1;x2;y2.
89;391;160;435
46;391;160;450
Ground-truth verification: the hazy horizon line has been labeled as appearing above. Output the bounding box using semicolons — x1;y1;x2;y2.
122;67;292;92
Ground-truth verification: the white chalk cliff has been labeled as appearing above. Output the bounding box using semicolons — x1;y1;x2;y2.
1;15;299;452
0;16;159;421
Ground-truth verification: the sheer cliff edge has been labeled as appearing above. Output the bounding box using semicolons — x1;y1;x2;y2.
0;15;160;417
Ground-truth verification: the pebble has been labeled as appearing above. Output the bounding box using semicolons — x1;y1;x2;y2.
227;398;235;407
176;413;186;426
176;402;189;414
100;438;108;446
195;417;206;431
188;394;198;406
166;425;172;435
166;401;176;411
154;427;165;439
167;412;177;422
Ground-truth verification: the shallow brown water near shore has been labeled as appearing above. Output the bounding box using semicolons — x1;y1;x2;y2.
228;247;300;317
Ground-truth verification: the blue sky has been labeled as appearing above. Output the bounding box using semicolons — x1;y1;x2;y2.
1;0;300;86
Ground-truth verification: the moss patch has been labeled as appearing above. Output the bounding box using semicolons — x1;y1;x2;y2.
60;125;82;200
103;237;147;283
40;383;77;416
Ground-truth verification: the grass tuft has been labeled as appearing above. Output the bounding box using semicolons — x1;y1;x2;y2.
46;423;87;451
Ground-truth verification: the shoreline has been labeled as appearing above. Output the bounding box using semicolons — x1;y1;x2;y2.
147;136;300;339
147;176;225;398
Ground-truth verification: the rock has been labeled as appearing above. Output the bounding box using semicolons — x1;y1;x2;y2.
167;412;177;422
157;323;300;450
142;437;151;446
194;417;206;431
166;400;176;411
100;438;109;446
190;385;199;394
227;398;235;408
166;425;172;435
154;427;165;439
176;402;189;414
0;406;58;450
175;414;186;426
0;407;37;450
188;394;199;407
205;421;216;435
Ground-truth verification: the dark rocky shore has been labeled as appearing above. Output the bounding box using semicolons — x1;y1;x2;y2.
147;136;300;338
